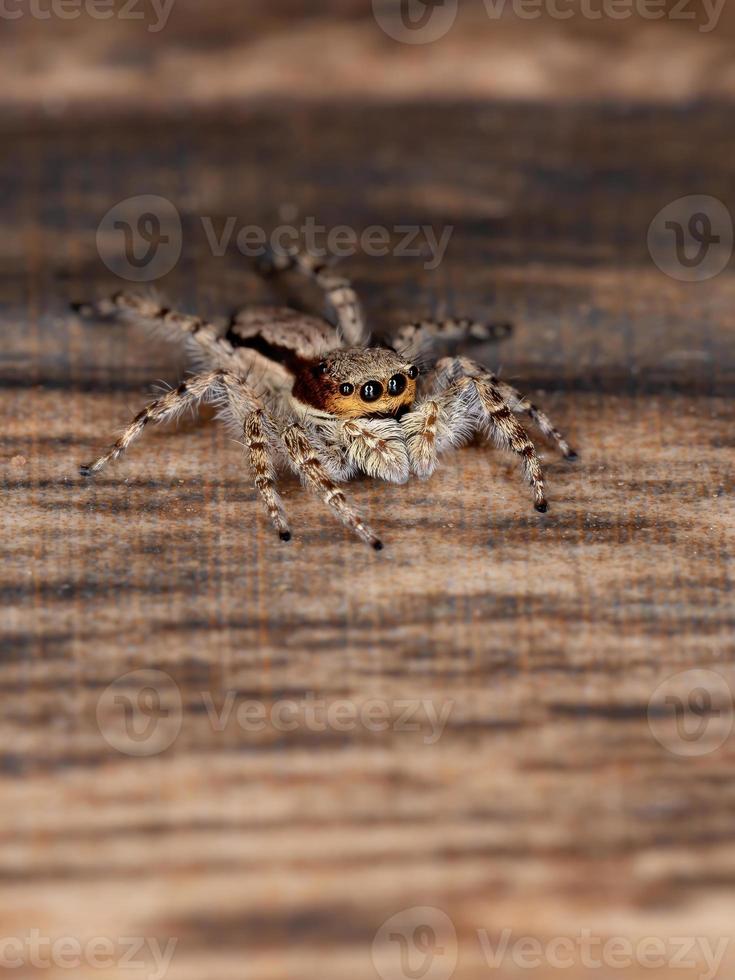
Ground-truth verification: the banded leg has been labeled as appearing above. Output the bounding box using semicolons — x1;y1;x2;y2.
258;247;366;345
494;379;576;459
404;359;549;512
244;410;291;541
442;356;576;460
80;370;242;476
468;374;548;512
281;423;382;549
73;292;237;369
392;317;512;358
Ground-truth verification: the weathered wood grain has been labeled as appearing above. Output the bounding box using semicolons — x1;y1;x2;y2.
3;0;735;109
1;101;734;980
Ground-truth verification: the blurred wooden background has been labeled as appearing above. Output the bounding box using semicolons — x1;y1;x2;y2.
2;4;735;980
4;0;735;110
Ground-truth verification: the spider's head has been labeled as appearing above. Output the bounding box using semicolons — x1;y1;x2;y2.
292;347;419;420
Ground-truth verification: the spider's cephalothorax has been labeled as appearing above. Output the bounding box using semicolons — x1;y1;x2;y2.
292;349;419;420
75;246;576;548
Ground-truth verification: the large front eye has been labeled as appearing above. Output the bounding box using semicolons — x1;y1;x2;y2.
388;374;407;396
360;380;383;402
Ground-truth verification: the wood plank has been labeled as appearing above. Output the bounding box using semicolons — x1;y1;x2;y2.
1;102;734;980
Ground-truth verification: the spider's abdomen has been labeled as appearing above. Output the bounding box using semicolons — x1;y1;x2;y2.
227;307;340;361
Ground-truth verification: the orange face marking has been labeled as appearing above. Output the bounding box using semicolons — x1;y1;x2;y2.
320;380;417;420
291;349;419;420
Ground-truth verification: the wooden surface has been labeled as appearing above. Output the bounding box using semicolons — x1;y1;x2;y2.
4;0;735;108
2;97;735;979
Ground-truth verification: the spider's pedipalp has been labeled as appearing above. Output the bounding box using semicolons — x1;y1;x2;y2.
341;418;410;484
401;386;476;480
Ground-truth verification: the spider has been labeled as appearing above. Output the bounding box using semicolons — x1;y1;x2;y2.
76;247;576;549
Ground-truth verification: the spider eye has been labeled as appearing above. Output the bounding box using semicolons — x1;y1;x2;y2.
312;361;328;378
407;366;419;380
360;380;383;403
339;383;354;396
387;374;407;396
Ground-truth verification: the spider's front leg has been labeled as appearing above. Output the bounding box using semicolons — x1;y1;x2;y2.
281;422;383;549
402;359;556;513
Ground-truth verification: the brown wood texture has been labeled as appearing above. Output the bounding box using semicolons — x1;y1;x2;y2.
4;0;735;108
2;99;735;979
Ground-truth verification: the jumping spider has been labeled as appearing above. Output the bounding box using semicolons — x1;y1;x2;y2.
76;248;576;548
